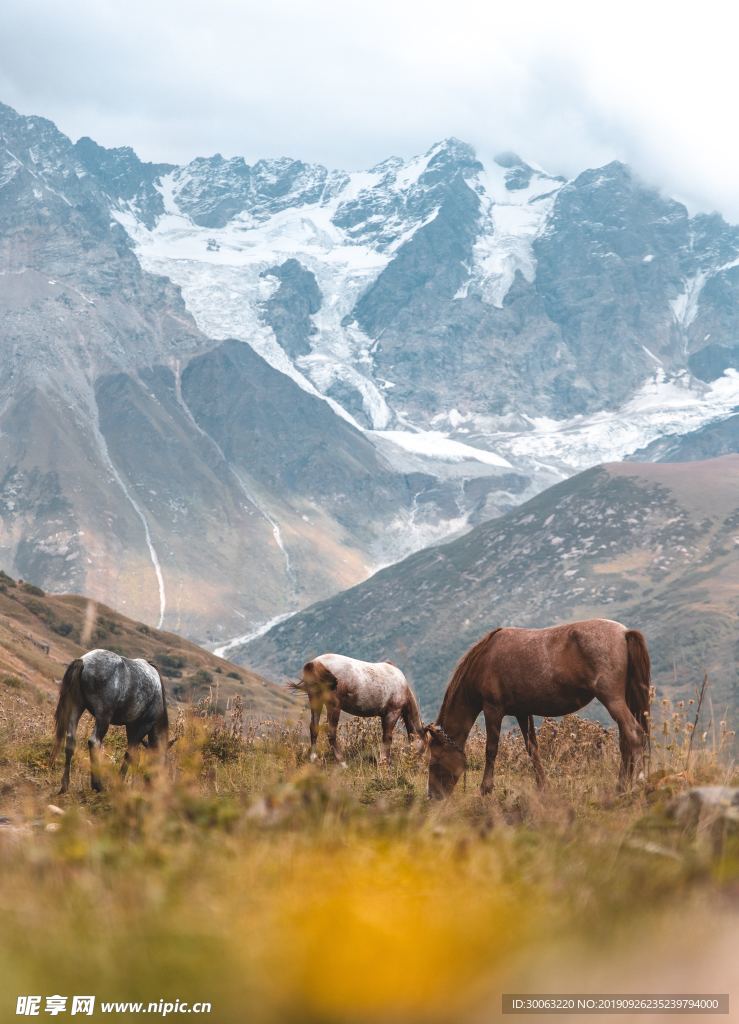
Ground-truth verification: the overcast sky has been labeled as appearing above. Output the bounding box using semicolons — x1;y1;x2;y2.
2;0;738;217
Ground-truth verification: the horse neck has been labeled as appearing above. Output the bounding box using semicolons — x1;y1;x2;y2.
437;680;482;747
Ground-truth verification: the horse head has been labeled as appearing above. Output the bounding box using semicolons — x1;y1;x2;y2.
424;723;467;799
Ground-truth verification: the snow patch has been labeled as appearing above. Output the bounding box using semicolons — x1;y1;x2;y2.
373;429;512;467
114;174;398;431
642;345;663;365
466;164;564;307
493;370;739;470
671;272;707;328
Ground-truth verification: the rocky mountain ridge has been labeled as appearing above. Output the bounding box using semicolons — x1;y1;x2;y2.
113;135;739;436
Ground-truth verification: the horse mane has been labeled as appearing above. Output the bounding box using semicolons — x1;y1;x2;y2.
437;629;501;723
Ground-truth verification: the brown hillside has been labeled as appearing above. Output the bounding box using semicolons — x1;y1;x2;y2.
0;571;296;718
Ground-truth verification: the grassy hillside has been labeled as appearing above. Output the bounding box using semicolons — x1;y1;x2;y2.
241;457;739;716
0;683;735;1024
0;570;295;717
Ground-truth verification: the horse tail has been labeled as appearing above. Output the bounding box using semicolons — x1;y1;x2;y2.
157;680;171;746
402;685;424;737
52;658;84;764
625;629;651;741
292;659;337;695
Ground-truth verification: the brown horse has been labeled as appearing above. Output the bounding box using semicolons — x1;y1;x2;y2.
426;618;650;798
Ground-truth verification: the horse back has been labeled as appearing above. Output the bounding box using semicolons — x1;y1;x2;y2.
496;619;626;663
558;619;629;675
80;648;164;725
483;619;629;714
308;653;408;715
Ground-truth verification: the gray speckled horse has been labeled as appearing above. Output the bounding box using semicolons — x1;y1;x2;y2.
292;653;425;764
52;649;169;793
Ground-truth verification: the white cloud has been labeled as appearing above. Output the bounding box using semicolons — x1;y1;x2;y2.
1;0;738;217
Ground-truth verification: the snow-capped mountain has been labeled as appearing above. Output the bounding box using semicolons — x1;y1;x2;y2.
112;134;739;472
1;100;737;648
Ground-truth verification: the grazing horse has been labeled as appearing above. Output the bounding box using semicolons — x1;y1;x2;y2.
426;619;650;799
52;649;169;793
291;653;425;764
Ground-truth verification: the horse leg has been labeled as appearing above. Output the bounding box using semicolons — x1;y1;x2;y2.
325;699;346;767
59;710;81;795
143;719;166;782
481;703;503;797
401;703;424;754
121;720;150;780
600;696;644;790
120;724;135;779
309;697;322;763
88;716;111;792
380;709;401;764
516;714;545;787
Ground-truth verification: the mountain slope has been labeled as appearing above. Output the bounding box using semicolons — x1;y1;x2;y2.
3;99;739;648
1;102;480;643
0;570;293;716
240;456;739;716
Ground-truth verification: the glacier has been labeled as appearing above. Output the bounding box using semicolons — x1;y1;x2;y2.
113;139;739;535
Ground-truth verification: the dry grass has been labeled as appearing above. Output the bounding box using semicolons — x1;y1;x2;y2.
0;681;736;1024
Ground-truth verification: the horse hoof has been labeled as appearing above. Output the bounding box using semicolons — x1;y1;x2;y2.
309;752;318;763
339;761;348;770
480;785;493;797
